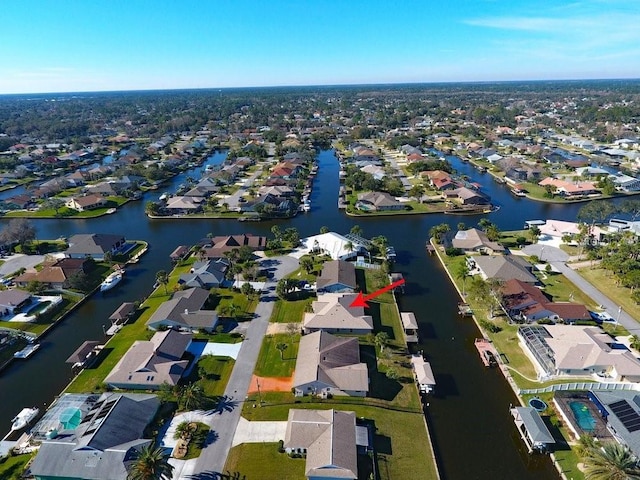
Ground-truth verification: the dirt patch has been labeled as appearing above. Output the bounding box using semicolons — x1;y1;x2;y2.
266;322;295;335
248;374;292;393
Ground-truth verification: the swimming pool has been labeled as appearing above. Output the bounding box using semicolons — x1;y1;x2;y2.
569;401;596;432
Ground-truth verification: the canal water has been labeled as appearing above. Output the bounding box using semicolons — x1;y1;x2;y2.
0;149;593;478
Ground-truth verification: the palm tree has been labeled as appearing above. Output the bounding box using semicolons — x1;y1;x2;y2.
155;270;169;294
374;332;390;352
276;342;288;360
455;262;470;297
127;444;174;480
179;382;206;411
583;442;640;480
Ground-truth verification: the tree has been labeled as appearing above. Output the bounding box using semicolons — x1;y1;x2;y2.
429;223;450;244
276;342;288;360
0;218;36;250
285;321;299;344
408;184;425;202
240;282;255;298
26;280;46;294
178;383;206;411
44;197;65;215
631;335;640;352
66;271;91;292
223;302;241;320
320;226;329;234
350;225;363;236
583;442;640;480
455;262;470;297
528;226;541;244
127;444;174;480
155;270;169;294
173;421;192;440
374;332;390;352
299;256;314;274
145;201;160;216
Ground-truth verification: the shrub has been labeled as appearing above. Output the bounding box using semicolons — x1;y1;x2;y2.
445;247;463;257
479;319;502;333
278;439;285;453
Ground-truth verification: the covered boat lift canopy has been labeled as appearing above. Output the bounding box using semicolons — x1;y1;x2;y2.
511;406;555;453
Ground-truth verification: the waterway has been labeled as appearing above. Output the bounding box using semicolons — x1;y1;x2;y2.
0;148;596;478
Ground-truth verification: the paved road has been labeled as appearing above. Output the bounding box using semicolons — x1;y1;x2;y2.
174;254;299;479
0;254;46;277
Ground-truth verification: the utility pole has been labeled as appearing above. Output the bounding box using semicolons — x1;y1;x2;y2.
256;378;262;406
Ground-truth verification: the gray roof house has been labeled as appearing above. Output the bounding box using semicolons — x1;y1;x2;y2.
104;330;192;390
293;331;368;397
316;260;357;293
178;259;229;289
589;390;640;457
146;287;218;332
65;233;126;260
468;255;538;284
29;393;159;480
451;228;505;254
355;191;404;211
284;409;358;480
0;289;32;315
303;293;374;335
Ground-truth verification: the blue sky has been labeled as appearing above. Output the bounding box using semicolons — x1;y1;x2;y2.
1;0;639;94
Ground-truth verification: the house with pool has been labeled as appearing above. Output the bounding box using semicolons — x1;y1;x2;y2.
518;325;640;382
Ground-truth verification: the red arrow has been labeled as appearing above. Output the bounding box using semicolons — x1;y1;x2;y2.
349;278;406;308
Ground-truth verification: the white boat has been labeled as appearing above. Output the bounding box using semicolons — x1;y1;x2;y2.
106;208;116;214
11;407;39;431
205;164;214;172
14;343;40;359
100;270;124;292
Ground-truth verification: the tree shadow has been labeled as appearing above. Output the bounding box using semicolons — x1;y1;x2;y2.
211;395;239;414
366;302;394;339
84;347;113;370
202;429;219;447
360;344;402;401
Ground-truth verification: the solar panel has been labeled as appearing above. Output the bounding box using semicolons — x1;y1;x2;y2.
609;400;640;432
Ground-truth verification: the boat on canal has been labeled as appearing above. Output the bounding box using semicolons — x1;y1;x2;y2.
100;269;124;292
10;407;39;431
14;342;40;359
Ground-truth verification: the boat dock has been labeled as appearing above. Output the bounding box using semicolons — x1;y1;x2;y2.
410;353;436;394
474;338;498;367
13;343;40;359
400;312;419;344
458;303;473;316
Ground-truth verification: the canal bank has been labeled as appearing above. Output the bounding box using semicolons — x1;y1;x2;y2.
0;148;589;479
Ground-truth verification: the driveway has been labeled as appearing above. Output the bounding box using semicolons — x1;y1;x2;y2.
520;244;568;262
180;254;299;479
0;254;45;277
231;418;287;447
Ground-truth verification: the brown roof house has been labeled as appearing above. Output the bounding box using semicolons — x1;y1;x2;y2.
65;194;107;212
293;331;368;398
146;287;218;332
284;409;358;480
316;260;357;293
355;191;405;212
105;330;192;390
451;228;505;254
14;257;91;290
303;293;373;335
204;234;267;258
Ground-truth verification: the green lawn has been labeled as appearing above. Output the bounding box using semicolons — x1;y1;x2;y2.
0;294;78;336
269;297;311;323
577;267;640;322
0;454;33;480
225;443;306;480
254;333;299;377
191;355;235;397
210;288;258;322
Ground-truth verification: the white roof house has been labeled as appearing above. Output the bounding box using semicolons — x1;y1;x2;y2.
293;232;367;260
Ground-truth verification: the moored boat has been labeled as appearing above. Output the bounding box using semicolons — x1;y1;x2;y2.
14;342;40;359
100;269;124;292
11;407;39;431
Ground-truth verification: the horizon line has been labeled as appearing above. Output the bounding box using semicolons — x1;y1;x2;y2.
2;77;640;97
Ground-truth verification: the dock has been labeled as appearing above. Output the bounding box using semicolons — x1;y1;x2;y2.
474;338;498;367
400;312;419;344
426;244;435;255
13;343;40;359
410;353;436;394
458;303;473;316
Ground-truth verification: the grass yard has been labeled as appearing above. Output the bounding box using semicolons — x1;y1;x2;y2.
210;288;258;322
254;333;300;377
225;443;306;480
577;267;640;321
191;355;235;398
0;454;33;480
269;297;311;323
240;401;437;480
537;271;598;309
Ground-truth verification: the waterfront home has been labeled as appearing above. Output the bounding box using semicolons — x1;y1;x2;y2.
518;324;640;382
257;185;296;197
451;228;505;254
163;195;204;214
146;287;217;332
30;393;159;480
444;187;490;205
203;233;267;258
65;233;125;260
296;232;367;261
316;260;357;293
104;330;192;390
422;170;457;190
355;191;404;212
14;258;91;290
293;331;368;397
65;194;107;212
169;245;190;263
539;219;606;244
538;177;599;197
178;259;229;289
0;289;32;315
503;279;590;323
284;409;358;480
467;255;538;284
303;292;373;335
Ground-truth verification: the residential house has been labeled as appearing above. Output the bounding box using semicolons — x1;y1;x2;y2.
104;330;192;390
204;234;267;258
503;279;591;323
468;255;538;284
146;287;217;332
355;191;404;212
360;164;386;180
14;258;91;290
29;393;160;480
65;233;125;260
163;196;204;214
519;324;640;381
303;292;373;334
0;289;32;315
284;409;358;480
65;194;107;212
451;228;505;254
539;177;598;197
298;232;367;261
293;331;368;397
178;259;229;289
445;187;490;205
316;260;357;293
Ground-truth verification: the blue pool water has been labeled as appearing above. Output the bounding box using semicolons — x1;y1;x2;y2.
569;401;597;431
529;398;547;412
